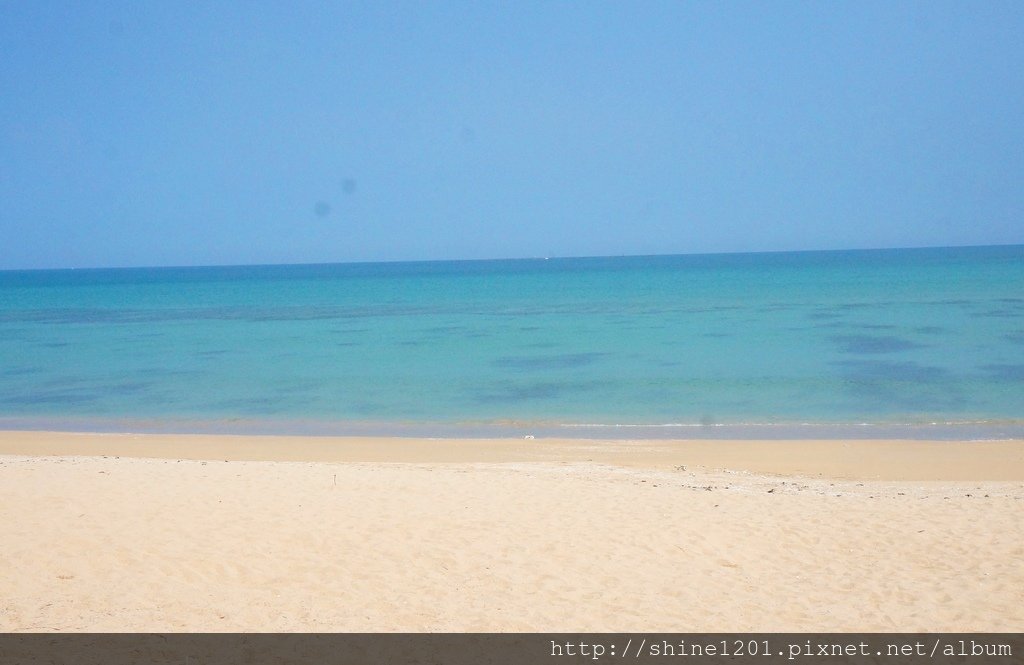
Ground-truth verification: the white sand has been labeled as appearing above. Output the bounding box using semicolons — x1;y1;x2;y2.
1;432;1022;631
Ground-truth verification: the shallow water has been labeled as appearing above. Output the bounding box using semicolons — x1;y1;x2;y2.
1;246;1022;438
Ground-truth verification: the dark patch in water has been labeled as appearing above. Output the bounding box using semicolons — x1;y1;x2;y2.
0;305;457;325
832;360;949;383
421;326;464;334
829;335;924;354
807;311;842;321
1005;331;1024;345
39;341;70;348
476;382;565;402
248;309;345;322
701;332;730;338
493;352;607;370
209;396;289;414
914;326;946;335
474;379;606;404
978;309;1020;318
0;390;99;406
819;322;897;331
832;360;966;411
980;364;1024;382
1;366;42;377
135;367;201;378
103;381;153;396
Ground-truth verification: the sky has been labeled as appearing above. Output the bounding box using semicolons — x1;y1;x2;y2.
1;1;1022;269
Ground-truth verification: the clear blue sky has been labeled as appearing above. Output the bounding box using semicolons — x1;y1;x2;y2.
2;1;1022;269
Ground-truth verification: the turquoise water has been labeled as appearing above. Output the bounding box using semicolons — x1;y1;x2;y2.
1;246;1022;438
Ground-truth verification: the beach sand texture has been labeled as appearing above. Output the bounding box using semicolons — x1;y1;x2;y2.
1;432;1022;632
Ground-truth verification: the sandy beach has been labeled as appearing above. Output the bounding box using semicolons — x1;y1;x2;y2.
1;431;1022;632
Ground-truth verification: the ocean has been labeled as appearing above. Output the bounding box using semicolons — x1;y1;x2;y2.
1;245;1022;439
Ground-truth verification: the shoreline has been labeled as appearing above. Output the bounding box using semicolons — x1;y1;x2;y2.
1;430;1022;480
4;416;1024;442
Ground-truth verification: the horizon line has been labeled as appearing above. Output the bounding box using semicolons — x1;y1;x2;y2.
2;241;1022;273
